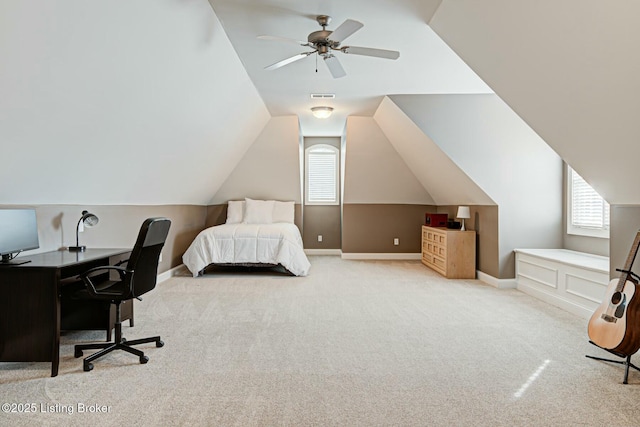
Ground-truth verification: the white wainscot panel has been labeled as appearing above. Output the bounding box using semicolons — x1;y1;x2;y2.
564;271;608;306
515;249;609;319
517;259;558;289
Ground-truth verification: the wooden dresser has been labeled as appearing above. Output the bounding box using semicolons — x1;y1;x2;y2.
421;226;476;279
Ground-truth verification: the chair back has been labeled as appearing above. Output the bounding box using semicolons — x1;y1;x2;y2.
126;218;171;298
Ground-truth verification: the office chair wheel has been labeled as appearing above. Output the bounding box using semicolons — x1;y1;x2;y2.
140;355;149;364
157;340;164;348
74;349;83;358
84;362;94;372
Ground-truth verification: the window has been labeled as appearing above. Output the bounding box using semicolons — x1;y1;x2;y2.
567;165;609;238
305;144;339;205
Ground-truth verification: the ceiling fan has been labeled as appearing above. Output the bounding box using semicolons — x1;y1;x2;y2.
258;15;400;78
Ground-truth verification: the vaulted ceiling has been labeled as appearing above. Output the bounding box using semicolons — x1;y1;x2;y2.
207;0;492;136
2;0;639;207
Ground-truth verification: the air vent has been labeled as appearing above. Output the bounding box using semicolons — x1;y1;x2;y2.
310;93;336;99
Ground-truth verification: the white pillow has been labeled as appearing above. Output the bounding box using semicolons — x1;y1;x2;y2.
273;201;295;223
243;198;275;224
226;200;245;224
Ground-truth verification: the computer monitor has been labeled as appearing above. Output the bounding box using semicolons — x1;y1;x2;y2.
0;208;40;265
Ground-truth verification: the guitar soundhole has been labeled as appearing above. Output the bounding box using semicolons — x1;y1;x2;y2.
611;292;623;305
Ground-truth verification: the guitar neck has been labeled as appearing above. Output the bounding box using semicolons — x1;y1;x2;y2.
617;231;640;290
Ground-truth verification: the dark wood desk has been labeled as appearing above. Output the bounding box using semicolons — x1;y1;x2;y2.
0;248;130;376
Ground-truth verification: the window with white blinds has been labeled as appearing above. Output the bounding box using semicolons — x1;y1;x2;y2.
568;166;609;238
305;145;339;205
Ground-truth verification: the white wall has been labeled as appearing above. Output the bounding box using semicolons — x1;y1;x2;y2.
0;0;269;206
211;116;302;204
343;117;434;204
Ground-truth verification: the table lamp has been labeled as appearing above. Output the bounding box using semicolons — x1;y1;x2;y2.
457;206;470;231
69;210;99;252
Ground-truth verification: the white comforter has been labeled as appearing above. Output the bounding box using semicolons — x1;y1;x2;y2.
182;223;310;277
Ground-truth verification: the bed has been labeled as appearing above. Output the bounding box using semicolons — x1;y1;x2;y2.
182;199;311;277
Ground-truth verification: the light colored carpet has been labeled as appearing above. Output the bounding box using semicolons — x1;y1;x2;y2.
2;256;640;426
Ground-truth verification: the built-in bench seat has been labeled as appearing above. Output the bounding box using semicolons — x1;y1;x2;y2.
514;249;610;319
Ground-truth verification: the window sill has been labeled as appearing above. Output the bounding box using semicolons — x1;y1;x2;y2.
567;226;609;239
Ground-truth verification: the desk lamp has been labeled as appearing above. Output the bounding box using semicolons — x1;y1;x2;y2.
69;210;99;252
456;206;470;231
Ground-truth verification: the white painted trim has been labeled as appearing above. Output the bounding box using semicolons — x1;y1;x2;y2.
305;249;342;256
514;248;608;274
341;253;422;260
158;264;187;283
477;270;517;289
517;280;594;319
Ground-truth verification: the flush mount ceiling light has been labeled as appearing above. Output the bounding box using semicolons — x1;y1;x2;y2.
311;106;333;119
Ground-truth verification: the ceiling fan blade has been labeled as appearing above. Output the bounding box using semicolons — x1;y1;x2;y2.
324;55;346;79
329;19;363;43
258;35;308;46
265;53;311;71
342;46;400;60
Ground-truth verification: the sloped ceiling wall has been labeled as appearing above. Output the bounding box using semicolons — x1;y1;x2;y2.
211;116;302;204
0;0;269;205
373;97;493;206
430;0;640;205
343;116;435;204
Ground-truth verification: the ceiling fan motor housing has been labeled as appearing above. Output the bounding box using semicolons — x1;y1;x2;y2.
308;30;335;45
308;15;341;54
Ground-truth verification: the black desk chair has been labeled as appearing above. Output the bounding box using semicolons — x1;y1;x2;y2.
73;217;171;372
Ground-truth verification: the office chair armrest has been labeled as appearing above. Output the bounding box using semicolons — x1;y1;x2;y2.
78;266;134;297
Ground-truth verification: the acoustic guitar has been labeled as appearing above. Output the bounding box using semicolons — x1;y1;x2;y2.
588;231;640;356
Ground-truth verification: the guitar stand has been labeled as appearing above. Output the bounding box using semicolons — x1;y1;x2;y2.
586;341;640;384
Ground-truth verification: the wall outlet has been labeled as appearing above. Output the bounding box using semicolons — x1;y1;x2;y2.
318;235;323;242
393;238;399;246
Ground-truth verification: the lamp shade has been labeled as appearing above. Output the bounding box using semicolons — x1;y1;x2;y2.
81;211;99;227
69;210;99;252
456;206;470;219
456;206;470;231
311;106;333;119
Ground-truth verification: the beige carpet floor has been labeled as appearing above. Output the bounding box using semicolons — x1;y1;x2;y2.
2;256;640;426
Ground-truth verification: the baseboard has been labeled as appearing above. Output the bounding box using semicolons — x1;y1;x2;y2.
304;250;422;260
341;253;422;260
305;249;342;256
158;264;187;283
476;270;517;289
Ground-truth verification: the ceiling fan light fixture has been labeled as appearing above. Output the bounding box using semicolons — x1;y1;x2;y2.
311;106;333;119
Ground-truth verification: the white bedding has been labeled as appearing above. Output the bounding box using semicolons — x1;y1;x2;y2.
182;223;310;277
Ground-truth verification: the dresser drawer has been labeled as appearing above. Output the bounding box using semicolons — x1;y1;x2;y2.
431;243;446;258
431;255;446;272
423;229;446;245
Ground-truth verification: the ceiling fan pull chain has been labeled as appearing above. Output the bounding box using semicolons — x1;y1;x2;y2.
315;53;318;73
